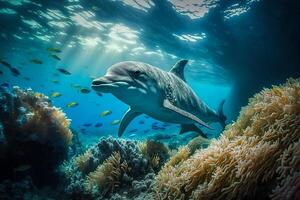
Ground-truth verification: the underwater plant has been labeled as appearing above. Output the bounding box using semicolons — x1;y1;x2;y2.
156;78;300;200
74;149;93;174
85;151;129;196
138;140;170;171
0;86;73;185
162;146;190;170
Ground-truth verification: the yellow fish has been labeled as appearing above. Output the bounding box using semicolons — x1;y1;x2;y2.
111;120;120;125
67;102;79;108
100;110;112;117
47;47;61;53
80;88;91;94
50;92;61;98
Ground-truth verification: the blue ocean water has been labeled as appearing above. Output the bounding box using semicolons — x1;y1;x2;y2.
0;0;299;147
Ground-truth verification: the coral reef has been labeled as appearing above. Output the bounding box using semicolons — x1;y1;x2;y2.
138;140;170;171
156;78;300;200
74;149;93;174
187;136;211;154
69;128;85;158
85;151;129;195
61;137;165;199
1;79;298;200
0;86;73;185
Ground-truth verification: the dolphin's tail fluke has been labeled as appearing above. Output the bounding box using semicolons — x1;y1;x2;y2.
218;99;227;130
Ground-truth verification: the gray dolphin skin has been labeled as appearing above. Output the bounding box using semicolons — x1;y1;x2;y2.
91;60;227;138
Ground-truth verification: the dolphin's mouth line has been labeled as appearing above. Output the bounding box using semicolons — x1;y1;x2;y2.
91;83;118;88
91;81;130;90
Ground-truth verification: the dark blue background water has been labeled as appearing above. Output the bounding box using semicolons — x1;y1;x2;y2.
1;0;299;145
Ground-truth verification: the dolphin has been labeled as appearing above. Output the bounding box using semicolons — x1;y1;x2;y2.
91;60;227;138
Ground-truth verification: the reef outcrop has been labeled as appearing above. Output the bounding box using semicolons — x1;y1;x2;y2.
1;78;299;200
0;86;73;185
156;78;300;200
61;137;169;199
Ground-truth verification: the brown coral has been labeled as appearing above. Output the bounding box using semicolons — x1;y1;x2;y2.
74;150;93;174
138;140;170;171
13;87;73;145
0;86;73;185
156;78;300;200
85;151;128;195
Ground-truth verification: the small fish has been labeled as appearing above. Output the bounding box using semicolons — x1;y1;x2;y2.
30;59;43;64
96;92;103;97
80;128;87;134
10;67;20;76
0;61;20;76
1;83;9;87
52;80;59;84
94;122;103;127
67;102;79;108
0;60;12;68
100;110;112;117
83;123;92;127
51;54;61;60
47;47;61;53
111;120;120;125
50;92;61;98
14;165;31;172
138;120;144;124
129;133;136;137
57;68;71;75
129;129;138;133
80;88;91;94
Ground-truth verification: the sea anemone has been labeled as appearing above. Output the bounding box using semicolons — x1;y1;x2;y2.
156;78;300;200
138;140;170;171
74;150;93;174
85;151;129;196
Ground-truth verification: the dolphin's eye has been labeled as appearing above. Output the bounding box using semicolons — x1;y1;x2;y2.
132;70;141;77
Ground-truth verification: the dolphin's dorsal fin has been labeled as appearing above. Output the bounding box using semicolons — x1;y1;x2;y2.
118;108;141;137
163;99;213;130
169;59;188;82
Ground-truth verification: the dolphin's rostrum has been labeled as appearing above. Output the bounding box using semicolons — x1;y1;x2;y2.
92;60;227;138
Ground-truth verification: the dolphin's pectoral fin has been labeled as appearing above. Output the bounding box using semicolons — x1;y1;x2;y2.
118;108;142;137
163;99;213;130
180;124;207;138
